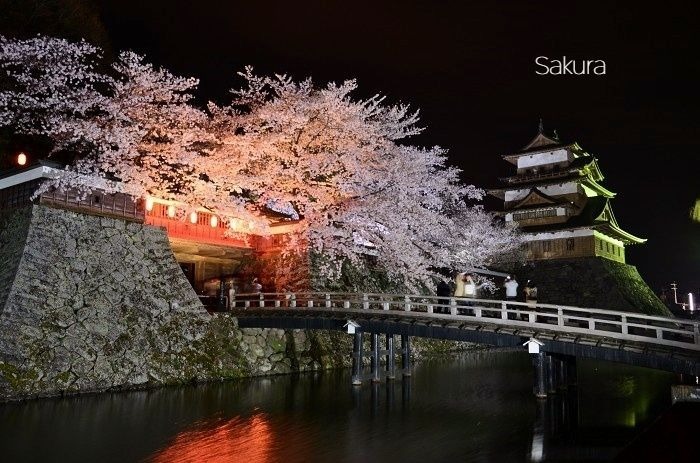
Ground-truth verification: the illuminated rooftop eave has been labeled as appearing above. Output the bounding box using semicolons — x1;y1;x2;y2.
522;223;645;245
581;177;616;198
582;157;605;182
0;164;61;190
596;223;646;245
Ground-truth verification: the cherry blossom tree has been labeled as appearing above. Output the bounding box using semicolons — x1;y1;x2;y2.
0;35;211;202
0;36;523;290
210;69;522;286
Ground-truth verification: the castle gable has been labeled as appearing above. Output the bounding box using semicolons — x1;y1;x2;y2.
512;188;566;209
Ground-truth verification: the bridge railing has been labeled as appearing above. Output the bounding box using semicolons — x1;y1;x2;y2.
230;292;700;352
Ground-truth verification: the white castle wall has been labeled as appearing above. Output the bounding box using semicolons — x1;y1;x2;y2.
516;149;570;169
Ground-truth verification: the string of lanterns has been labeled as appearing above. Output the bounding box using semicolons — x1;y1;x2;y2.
144;195;257;231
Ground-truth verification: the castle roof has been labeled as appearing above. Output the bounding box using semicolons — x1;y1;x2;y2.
497;154;602;185
488;174;615;200
520;196;645;244
511;187;572;209
501;121;573;163
521;131;562;152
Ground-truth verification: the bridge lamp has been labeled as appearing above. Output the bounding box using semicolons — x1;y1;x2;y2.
210;215;218;227
189;211;198;224
689;293;695;311
523;338;544;354
16;152;27;166
145;196;154;212
344;320;361;334
167;204;176;218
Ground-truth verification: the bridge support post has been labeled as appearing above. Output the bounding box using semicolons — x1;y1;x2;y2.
557;355;568;391
564;355;577;387
546;354;558;394
371;333;381;383
532;351;547;398
352;332;363;386
401;335;412;377
386;334;395;380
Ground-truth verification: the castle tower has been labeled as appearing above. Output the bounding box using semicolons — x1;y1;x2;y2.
489;122;645;263
489;122;669;316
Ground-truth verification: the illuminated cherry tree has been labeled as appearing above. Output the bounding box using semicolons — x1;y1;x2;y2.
0;36;523;289
208;69;522;285
0;35;212;204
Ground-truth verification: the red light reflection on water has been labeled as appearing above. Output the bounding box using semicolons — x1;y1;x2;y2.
149;413;274;463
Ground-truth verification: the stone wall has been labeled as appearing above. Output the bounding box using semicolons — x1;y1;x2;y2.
0;206;341;401
0;208;32;312
0;206;468;402
513;257;670;316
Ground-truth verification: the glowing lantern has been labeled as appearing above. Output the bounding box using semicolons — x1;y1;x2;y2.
167;205;176;218
145;196;154;212
229;218;241;231
210;215;218;228
189;211;198;224
16;152;27;166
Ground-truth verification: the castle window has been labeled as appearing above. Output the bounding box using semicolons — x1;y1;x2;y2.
599;239;603;250
542;240;552;252
512;208;557;221
566;238;575;251
606;242;610;253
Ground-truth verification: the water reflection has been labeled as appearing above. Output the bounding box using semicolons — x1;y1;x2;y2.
148;412;275;463
529;391;580;462
525;360;675;463
0;351;674;463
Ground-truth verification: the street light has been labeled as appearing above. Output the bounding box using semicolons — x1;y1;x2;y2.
16;152;27;166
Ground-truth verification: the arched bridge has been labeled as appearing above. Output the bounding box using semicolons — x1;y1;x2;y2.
229;292;700;381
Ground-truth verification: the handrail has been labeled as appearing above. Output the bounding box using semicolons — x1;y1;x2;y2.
229;292;700;352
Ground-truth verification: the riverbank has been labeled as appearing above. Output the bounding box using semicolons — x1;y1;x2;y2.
2;306;479;403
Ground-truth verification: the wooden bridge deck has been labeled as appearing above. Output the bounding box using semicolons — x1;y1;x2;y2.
228;292;700;375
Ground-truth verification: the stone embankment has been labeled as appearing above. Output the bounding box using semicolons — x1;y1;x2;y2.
0;206;467;402
514;257;670;316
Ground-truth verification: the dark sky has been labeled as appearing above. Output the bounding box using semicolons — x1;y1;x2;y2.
9;1;700;295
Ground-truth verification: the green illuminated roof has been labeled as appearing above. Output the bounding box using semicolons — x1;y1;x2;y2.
521;196;645;245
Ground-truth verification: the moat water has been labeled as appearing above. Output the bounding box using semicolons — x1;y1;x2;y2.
0;350;675;462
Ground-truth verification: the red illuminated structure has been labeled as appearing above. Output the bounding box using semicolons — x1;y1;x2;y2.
0;162;301;299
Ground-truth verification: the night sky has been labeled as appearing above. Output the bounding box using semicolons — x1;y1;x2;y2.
4;1;700;295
